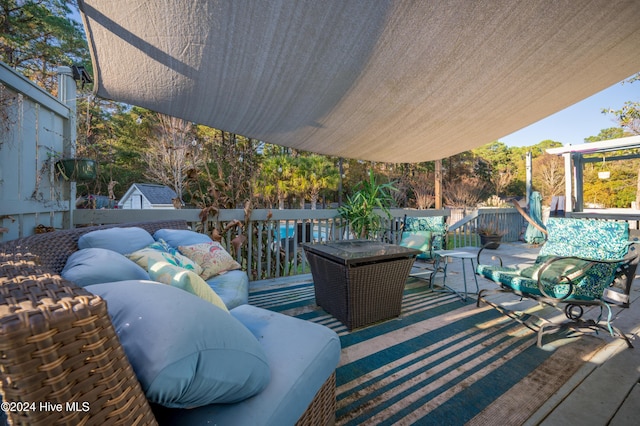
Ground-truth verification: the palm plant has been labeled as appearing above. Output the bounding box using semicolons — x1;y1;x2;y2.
338;170;397;239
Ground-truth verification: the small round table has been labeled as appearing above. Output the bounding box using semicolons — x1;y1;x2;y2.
432;250;480;301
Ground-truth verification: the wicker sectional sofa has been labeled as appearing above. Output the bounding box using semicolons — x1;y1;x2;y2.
0;220;340;425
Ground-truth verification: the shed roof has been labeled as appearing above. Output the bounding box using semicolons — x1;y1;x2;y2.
124;183;177;205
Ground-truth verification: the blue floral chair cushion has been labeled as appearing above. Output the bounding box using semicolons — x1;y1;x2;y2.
476;218;630;301
403;216;447;257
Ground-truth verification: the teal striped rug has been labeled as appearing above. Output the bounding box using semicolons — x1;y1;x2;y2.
249;278;602;425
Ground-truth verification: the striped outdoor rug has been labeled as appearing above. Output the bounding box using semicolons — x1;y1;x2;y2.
249;278;603;425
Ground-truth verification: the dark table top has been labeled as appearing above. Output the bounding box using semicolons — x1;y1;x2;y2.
302;240;421;265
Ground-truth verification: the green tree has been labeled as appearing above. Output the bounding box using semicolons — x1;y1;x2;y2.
602;73;640;136
0;0;89;91
584;127;625;143
297;155;339;209
187;127;260;209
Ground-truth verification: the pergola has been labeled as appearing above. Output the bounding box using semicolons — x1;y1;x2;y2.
546;135;640;212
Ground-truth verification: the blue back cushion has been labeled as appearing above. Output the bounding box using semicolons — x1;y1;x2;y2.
78;227;155;254
540;218;629;260
86;280;270;408
404;216;447;250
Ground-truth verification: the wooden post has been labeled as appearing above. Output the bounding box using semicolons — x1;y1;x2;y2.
435;159;442;209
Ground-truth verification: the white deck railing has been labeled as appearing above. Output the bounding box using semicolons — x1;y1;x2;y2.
74;207;524;281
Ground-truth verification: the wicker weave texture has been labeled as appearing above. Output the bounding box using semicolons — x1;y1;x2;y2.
0;255;157;425
306;250;415;330
295;372;336;426
0;220;188;275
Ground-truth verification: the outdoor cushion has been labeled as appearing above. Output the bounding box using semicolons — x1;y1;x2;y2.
206;270;250;309
148;260;229;312
152;304;341;426
477;218;630;301
519;255;593;281
86;280;270;408
153;228;213;247
61;247;150;286
399;230;432;260
77;226;155;254
539;218;629;260
404;216;446;250
179;242;242;280
126;242;203;275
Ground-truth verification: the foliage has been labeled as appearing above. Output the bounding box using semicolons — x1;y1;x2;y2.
476;220;506;236
584;127;625;143
532;153;565;204
601;73;640;136
443;176;488;208
185;128;260;209
405;169;435;209
141;114;199;203
296;155;340;209
0;0;90;92
337;170;397;239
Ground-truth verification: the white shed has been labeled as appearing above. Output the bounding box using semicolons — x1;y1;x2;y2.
117;183;178;209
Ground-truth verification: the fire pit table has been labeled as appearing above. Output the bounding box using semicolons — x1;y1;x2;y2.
302;240;421;330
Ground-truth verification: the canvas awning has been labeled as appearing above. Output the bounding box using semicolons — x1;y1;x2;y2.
77;0;640;163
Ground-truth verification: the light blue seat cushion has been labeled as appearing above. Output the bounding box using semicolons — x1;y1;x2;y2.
78;227;155;254
61;247;149;286
153;228;213;247
86;280;270;408
206;270;249;309
152;304;341;426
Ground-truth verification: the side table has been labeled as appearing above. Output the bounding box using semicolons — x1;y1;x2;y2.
432;249;480;301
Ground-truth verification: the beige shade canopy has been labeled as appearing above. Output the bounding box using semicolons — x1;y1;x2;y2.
77;0;640;163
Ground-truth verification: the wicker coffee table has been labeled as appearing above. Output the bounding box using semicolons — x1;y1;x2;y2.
302;240;421;330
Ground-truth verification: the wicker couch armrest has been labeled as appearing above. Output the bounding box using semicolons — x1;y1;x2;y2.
0;253;157;425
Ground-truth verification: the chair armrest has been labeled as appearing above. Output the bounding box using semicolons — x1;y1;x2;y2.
476;246;503;267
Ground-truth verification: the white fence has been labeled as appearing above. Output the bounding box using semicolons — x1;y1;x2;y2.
0;62;78;241
73;207;524;281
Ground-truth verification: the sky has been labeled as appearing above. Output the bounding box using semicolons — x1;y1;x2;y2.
500;75;640;148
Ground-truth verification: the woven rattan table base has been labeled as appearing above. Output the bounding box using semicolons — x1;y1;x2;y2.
306;250;415;330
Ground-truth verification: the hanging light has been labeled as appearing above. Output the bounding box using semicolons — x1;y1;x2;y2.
598;156;610;179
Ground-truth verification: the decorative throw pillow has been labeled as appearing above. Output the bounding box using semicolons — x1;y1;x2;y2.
153;229;213;247
85;280;270;408
61;247;150;286
399;230;432;259
126;242;203;275
148;260;229;312
178;242;242;280
78;226;155;254
399;231;432;252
